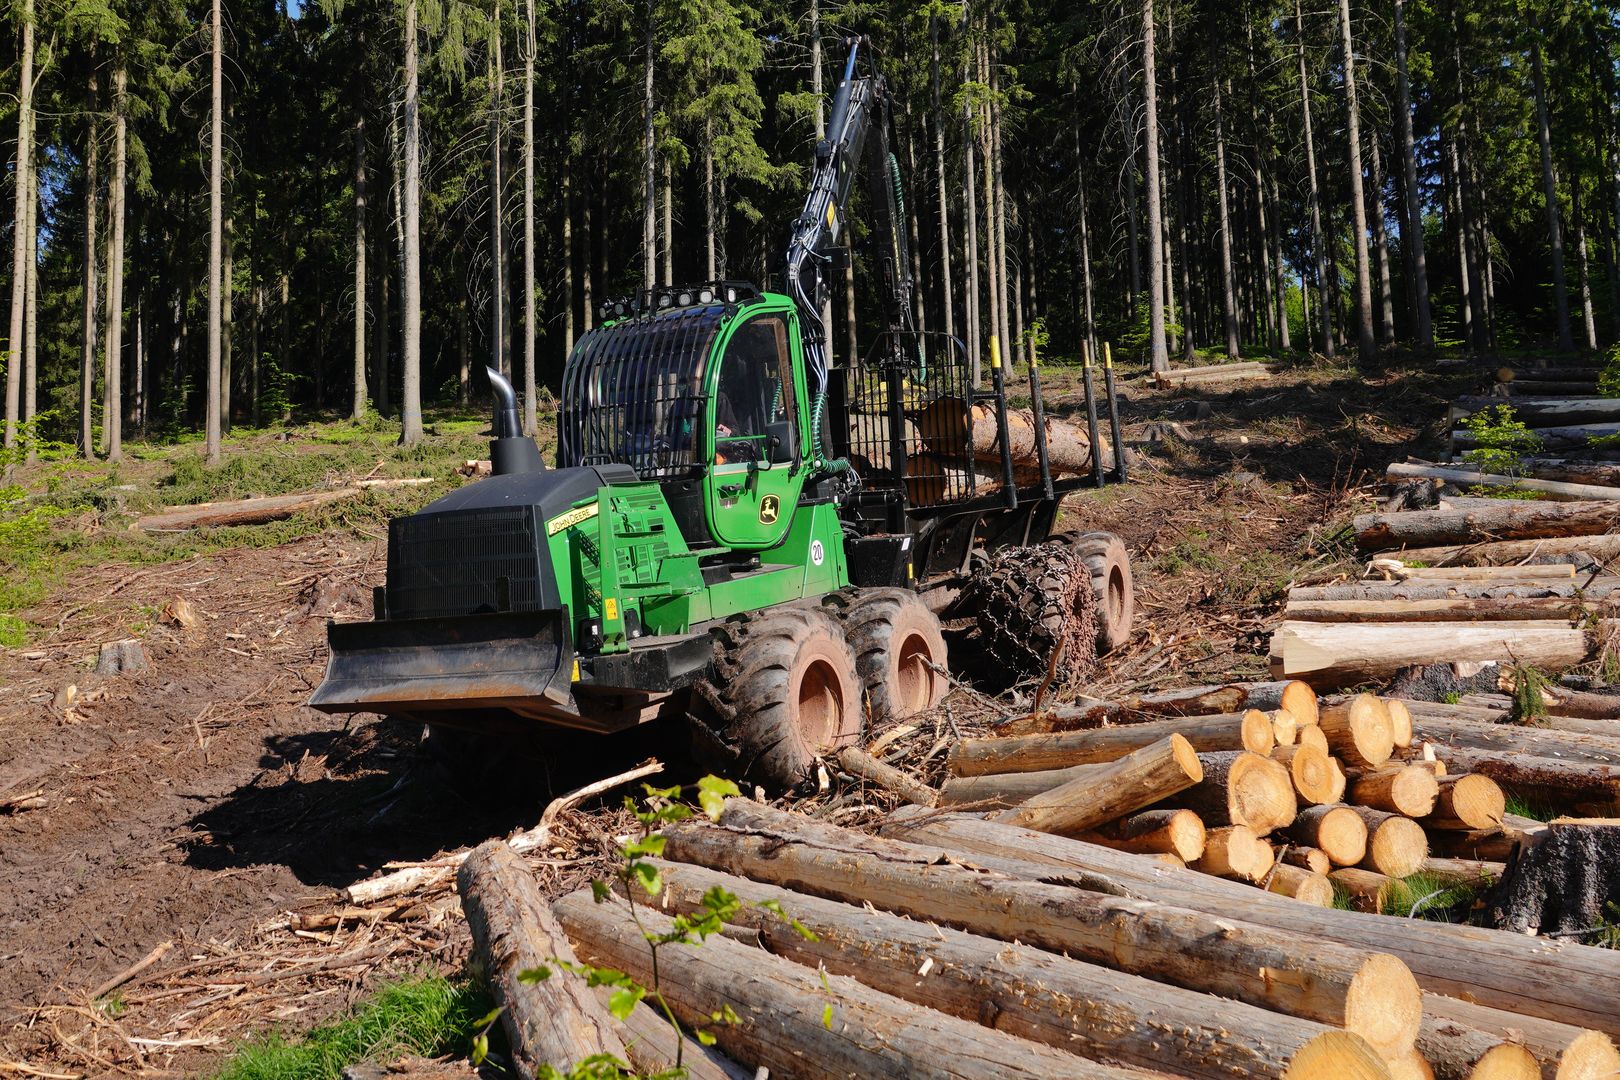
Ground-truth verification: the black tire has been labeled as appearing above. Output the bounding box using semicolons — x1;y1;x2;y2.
962;543;1098;685
824;588;949;722
1051;530;1135;653
688;606;862;794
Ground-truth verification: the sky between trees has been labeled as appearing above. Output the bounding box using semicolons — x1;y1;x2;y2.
0;0;1613;461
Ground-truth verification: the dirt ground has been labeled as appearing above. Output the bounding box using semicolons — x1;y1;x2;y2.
0;357;1463;1077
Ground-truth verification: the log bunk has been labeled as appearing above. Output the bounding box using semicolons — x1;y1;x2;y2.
451;676;1620;1080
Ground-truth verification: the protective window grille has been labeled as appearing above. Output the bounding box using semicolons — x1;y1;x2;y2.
842;331;975;507
386;505;542;620
559;305;725;478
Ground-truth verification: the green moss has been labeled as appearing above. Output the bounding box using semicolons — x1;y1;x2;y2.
211;976;489;1080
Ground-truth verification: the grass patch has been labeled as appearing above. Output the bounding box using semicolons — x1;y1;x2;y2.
1503;793;1558;822
212;975;489;1080
0;412;500;644
1381;871;1491;921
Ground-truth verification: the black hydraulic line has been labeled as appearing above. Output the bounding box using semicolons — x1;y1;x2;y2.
1024;334;1055;501
1081;340;1104;489
1103;342;1128;485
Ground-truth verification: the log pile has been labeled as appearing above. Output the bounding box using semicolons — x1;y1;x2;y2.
459;783;1620;1080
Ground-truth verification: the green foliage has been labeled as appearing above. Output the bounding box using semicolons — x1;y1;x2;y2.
1509;665;1550;723
211;976;490;1080
1459;406;1542;478
1599;344;1620;398
1502;793;1558;823
1381;872;1492;921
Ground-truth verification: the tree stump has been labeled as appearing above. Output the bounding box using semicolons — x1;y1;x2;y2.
95;639;147;676
1486;819;1620;937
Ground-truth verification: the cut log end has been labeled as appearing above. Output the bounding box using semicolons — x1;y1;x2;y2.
1282;1030;1398;1080
1430;774;1508;831
1361;813;1431;879
1386;699;1415;749
1243;708;1279;754
1344;952;1424;1058
1350;765;1441;818
1457;1044;1538;1080
1264;863;1335;907
1198;825;1268;881
1321;694;1397;769
1289;804;1371;867
1557;1030;1620;1080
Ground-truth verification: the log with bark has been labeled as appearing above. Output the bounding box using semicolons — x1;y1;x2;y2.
881;810;1620;1036
1349;806;1430;878
1283;846;1334;874
1288;578;1620;602
1425;774;1506;831
946;712;1272;777
1455;396;1620;427
1284;594;1617;623
1285;803;1371;866
1274;743;1343;804
1119;679;1319;724
1354;498;1620;551
1387;700;1414;748
639;857;1357;1080
1319;694;1396;769
1411;714;1620;765
913;397;1107;477
457;841;629;1077
1375;534;1620;568
1492;457;1620;486
1078;808;1206;862
835;747;937;807
1454;421;1620;448
1196;824;1269;881
1263;863;1336;907
132;488;361;531
552;890;1132;1080
1158;750;1296;835
940;764;1092;807
1385;461;1620;502
1419;857;1506;883
1271;621;1597;687
1349;765;1440;817
682;802;1424;1046
996;734;1204;836
1331;866;1396;913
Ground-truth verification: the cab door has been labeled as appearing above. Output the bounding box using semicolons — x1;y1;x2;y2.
705;308;807;550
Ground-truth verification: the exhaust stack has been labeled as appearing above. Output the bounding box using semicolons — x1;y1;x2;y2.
485;366;545;476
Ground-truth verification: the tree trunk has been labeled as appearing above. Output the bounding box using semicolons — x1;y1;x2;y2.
1339;0;1375;363
489;8;506;378
1212;79;1239;360
1530;31;1573;351
1142;0;1167;371
688;802;1423;1044
103;66;128;461
1296;0;1332;357
206;0;224;463
645;858;1356;1080
883;810;1620;1037
21;135;35;458
1576;184;1598;350
931;14;954;342
1392;0;1430;347
996;735;1204;835
554;889;1129;1080
3;0;33;451
80;67;100;458
581;176;594;334
1076;152;1095;362
962;10;981;383
1370;140;1395;342
221;149;234;432
948;712;1274;776
400;0;423;446
661;155;672;286
642;0;656;291
352;113;367;420
523;0;538;430
703;119;715;279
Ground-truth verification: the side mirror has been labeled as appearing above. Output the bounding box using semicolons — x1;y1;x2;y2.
766;420;797;464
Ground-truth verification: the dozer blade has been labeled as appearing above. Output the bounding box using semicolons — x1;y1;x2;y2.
308;610;576;720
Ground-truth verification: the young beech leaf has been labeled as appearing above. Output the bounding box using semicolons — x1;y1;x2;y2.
631;860;663;896
695;1029;718;1047
517;965;552;984
607;985;645;1021
590;879;612;902
697;775;741;820
822;1003;834;1030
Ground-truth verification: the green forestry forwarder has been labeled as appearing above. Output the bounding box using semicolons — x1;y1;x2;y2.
309;40;1134;793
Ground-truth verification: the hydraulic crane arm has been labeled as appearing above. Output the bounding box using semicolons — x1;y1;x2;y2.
784;38;916;444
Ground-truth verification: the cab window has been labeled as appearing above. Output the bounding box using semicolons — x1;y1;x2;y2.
714;314;796;464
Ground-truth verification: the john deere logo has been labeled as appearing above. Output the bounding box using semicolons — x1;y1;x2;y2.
758;495;780;524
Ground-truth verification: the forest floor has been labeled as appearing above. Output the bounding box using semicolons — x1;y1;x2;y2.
0;352;1485;1078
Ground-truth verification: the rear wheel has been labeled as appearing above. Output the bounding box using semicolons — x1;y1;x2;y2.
962;543;1098;685
1051;531;1135;653
824;588;949;722
688;607;861;794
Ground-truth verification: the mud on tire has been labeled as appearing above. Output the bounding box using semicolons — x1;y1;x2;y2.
688;606;862;794
824;588;949;722
1050;530;1135;653
962;543;1098;685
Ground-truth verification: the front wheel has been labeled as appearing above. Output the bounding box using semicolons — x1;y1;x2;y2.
688;607;862;794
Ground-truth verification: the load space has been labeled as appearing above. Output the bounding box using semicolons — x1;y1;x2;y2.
307;39;1134;794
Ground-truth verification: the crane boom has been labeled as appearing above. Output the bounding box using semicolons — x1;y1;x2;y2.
784;38;916;426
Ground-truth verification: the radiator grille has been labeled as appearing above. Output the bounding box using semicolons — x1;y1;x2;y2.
386;505;544;620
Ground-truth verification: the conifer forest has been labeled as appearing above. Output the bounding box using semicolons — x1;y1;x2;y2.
0;0;1616;460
